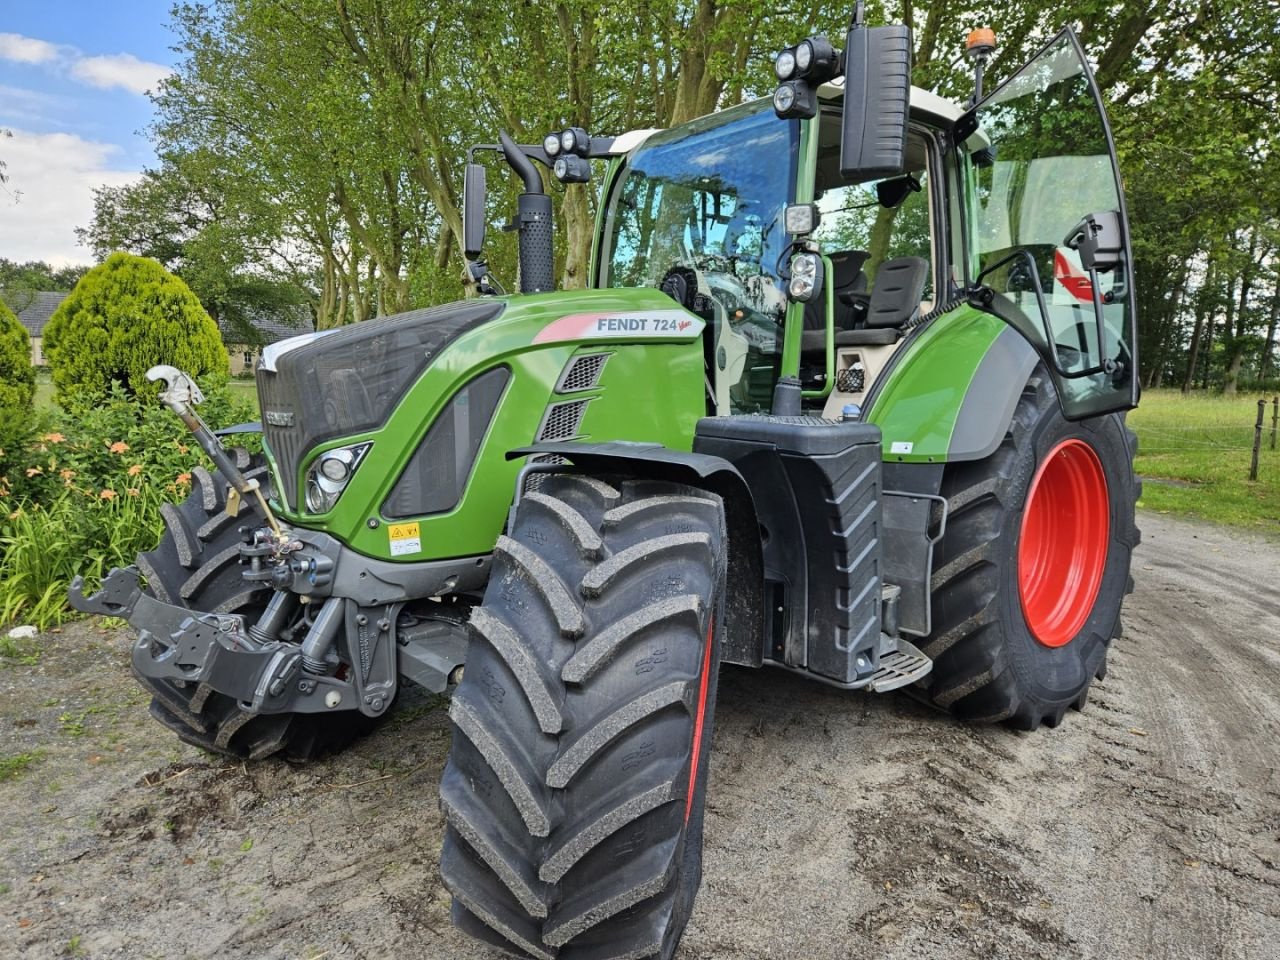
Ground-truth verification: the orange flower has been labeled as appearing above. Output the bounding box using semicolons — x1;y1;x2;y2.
178;444;189;455
60;468;76;481
127;464;143;477
41;432;66;443
176;472;192;486
109;441;129;454
127;488;140;497
99;489;117;501
25;466;42;477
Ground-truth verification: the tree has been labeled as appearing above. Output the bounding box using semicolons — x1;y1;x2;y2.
78;152;310;342
0;258;91;316
0;297;35;411
42;252;228;405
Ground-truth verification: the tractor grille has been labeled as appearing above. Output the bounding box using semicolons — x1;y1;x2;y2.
555;353;609;393
382;367;510;519
537;399;590;441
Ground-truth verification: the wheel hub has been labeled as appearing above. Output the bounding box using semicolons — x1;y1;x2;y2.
1017;438;1110;648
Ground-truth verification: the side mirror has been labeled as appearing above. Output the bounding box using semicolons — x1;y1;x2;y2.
841;22;912;179
1064;210;1123;273
463;163;487;260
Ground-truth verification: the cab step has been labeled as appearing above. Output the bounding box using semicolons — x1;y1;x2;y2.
866;638;932;692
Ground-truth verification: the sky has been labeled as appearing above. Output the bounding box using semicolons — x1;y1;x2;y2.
0;1;176;267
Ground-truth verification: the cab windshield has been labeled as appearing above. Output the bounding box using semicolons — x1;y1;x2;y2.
599;103;799;335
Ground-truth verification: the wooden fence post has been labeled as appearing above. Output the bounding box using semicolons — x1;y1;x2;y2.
1271;395;1278;451
1250;398;1264;481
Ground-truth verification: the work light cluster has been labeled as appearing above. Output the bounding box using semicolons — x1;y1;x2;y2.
542;127;592;183
773;35;842;120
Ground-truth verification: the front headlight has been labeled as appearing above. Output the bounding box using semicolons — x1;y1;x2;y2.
304;442;371;514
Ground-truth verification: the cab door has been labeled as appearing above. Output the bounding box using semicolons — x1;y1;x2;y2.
959;28;1137;419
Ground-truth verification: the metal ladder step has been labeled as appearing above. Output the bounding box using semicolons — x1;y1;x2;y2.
866;637;933;693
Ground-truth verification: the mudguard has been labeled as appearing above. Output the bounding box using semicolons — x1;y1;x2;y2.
510;441;764;667
864;304;1038;464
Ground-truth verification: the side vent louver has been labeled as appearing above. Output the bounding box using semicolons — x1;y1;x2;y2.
537;399;590;441
555;353;609;393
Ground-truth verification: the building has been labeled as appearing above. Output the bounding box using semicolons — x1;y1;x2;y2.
220;312;314;375
3;289;312;373
7;291;68;365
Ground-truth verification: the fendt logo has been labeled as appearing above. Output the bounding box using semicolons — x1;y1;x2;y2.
264;410;296;428
535;309;706;344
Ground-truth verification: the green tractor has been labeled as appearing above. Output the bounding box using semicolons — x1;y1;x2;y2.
71;12;1139;959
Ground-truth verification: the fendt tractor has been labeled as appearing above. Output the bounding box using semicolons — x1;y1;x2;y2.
72;10;1140;959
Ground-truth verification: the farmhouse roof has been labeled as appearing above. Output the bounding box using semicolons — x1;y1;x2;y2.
218;309;314;346
6;291;69;337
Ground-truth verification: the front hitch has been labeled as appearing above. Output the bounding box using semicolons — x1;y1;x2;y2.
68;566;144;618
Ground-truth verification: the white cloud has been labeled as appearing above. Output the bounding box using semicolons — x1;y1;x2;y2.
0;33;170;96
0;128;140;267
0;32;59;65
72;53;171;96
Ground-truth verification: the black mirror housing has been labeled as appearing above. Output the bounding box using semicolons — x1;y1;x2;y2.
463;163;487;260
841;23;911;179
1064;210;1123;273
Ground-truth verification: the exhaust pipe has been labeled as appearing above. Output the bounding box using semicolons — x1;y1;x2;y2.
499;131;554;294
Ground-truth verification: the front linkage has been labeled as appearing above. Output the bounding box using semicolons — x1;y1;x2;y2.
69;366;468;738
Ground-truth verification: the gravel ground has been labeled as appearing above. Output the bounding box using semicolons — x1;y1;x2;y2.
2;510;1277;960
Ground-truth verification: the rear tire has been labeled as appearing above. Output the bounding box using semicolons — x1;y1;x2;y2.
439;475;726;959
135;452;386;761
920;369;1140;730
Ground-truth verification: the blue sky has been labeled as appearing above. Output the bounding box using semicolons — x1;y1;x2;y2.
0;1;177;266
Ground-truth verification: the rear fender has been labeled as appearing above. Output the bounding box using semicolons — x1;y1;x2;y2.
510;441;764;667
865;305;1038;465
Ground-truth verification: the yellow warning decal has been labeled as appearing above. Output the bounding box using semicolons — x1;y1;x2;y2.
388;521;421;557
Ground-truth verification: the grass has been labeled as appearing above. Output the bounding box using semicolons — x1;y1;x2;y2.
0;751;43;782
1129;389;1280;533
227;378;260;413
0;632;40;666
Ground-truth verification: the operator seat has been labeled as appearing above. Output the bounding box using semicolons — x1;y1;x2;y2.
802;249;869;334
801;255;929;354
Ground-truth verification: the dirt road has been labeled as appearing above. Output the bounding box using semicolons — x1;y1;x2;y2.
2;510;1278;960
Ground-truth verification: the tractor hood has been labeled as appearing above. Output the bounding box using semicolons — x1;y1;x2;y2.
257;287;706;520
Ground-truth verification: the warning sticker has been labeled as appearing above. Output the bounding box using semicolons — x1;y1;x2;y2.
388;521;421;557
890;441;915;455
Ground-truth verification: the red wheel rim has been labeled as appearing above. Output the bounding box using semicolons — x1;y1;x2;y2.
1018;439;1110;648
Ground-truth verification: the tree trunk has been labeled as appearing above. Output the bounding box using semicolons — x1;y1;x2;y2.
1259;281;1280;384
1183;254;1216;393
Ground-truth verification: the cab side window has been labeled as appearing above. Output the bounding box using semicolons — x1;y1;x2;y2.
812;135;934;302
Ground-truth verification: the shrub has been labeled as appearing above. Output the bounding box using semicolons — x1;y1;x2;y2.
0;298;34;411
0;379;259;626
42;252;228;406
0;299;38;490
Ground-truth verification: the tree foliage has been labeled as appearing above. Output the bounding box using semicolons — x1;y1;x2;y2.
42;253;228;406
0;258;90;316
82;0;1280;387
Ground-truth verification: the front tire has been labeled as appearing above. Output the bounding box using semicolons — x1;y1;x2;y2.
439;475;726;959
921;370;1140;730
